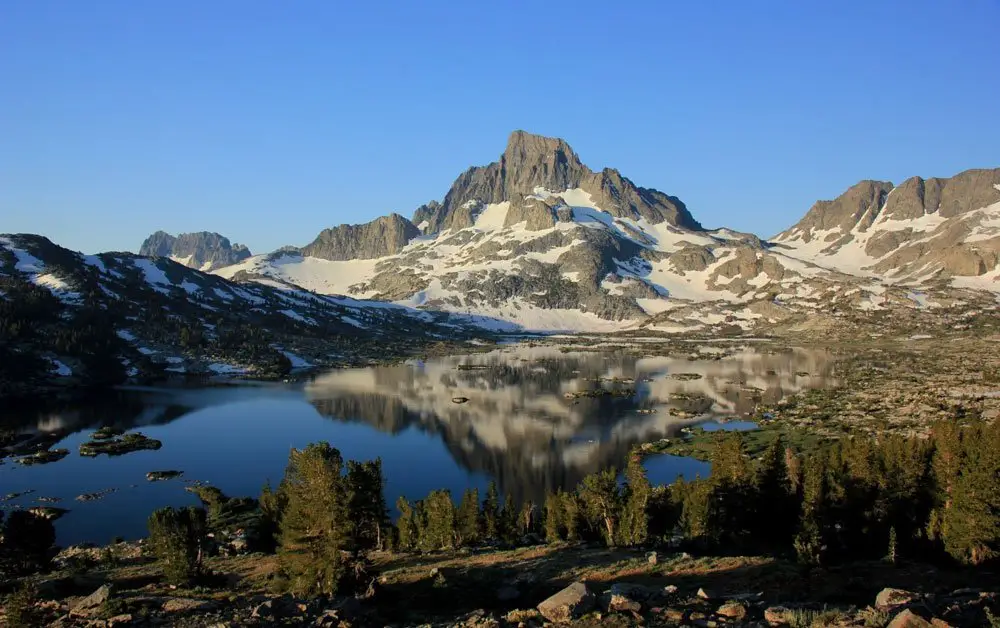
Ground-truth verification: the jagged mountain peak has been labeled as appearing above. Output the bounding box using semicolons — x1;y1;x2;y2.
138;230;251;272
413;130;700;233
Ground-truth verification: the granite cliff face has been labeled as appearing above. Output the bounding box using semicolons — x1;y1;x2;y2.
138;231;252;271
300;214;421;261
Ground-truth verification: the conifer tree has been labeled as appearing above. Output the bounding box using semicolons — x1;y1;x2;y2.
420;490;456;551
482;481;500;541
396;496;419;551
276;442;352;596
258;480;287;552
679;477;713;545
500;493;519;544
794;453;828;566
561;491;582;542
753;435;795;548
544;491;564;542
147;506;207;584
942;422;1000;564
456;488;481;547
346;458;390;551
578;468;621;546
0;510;56;575
708;432;754;545
619;454;650;546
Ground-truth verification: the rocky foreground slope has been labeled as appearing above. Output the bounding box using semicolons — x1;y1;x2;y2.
210;132;999;333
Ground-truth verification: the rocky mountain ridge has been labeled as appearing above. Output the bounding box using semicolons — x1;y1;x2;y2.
214;132;998;333
773;168;1000;283
139;231;252;271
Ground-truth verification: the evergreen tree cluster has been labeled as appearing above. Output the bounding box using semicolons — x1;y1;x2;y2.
664;422;1000;566
0;510;57;577
394;481;539;552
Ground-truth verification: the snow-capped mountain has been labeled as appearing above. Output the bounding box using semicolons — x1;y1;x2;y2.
214;132;999;333
139;231;252;271
773;169;1000;289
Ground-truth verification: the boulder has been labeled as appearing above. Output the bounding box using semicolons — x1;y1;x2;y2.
877;588;920;610
71;584;113;615
716;602;748;621
764;606;792;625
537;582;595;622
887;609;933;628
607;593;641;613
161;598;218;613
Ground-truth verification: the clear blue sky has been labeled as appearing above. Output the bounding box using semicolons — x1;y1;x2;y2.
3;1;998;254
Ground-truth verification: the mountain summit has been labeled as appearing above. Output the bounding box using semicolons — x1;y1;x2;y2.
413;131;701;234
139;231;252;271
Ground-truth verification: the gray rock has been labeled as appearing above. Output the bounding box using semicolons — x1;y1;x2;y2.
876;587;920;610
716;602;747;620
301;214;420;261
537;582;595;623
71;584;113;615
139;231;251;271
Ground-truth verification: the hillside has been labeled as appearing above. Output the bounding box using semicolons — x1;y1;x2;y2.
0;234;484;397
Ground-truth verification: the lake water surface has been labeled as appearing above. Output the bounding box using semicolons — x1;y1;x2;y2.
1;345;837;545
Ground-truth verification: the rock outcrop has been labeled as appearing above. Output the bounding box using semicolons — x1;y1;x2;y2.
301;214;421;261
138;231;251;271
774;167;1000;281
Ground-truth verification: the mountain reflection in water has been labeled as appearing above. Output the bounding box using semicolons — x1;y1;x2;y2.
1;345;836;545
304;345;837;504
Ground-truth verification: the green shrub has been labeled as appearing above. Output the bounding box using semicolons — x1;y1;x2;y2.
147;506;207;584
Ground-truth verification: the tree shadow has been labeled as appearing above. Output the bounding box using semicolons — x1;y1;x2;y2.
367;544;1000;625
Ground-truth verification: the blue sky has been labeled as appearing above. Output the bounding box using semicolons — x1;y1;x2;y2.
2;1;998;255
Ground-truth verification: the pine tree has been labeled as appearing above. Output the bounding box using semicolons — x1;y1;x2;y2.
420;490;456;551
147;506;207;584
544;491;564;542
396;496;419;551
346;458;389;551
708;432;754;545
794;453;828;566
561;491;582;542
0;510;56;575
482;481;500;541
679;477;713;545
942;422;1000;564
276;442;352;596
456;488;481;547
619;453;650;546
752;435;795;549
578;468;621;546
500;493;519;544
258;480;287;552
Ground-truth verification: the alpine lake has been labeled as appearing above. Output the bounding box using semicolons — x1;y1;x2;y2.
1;343;837;546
